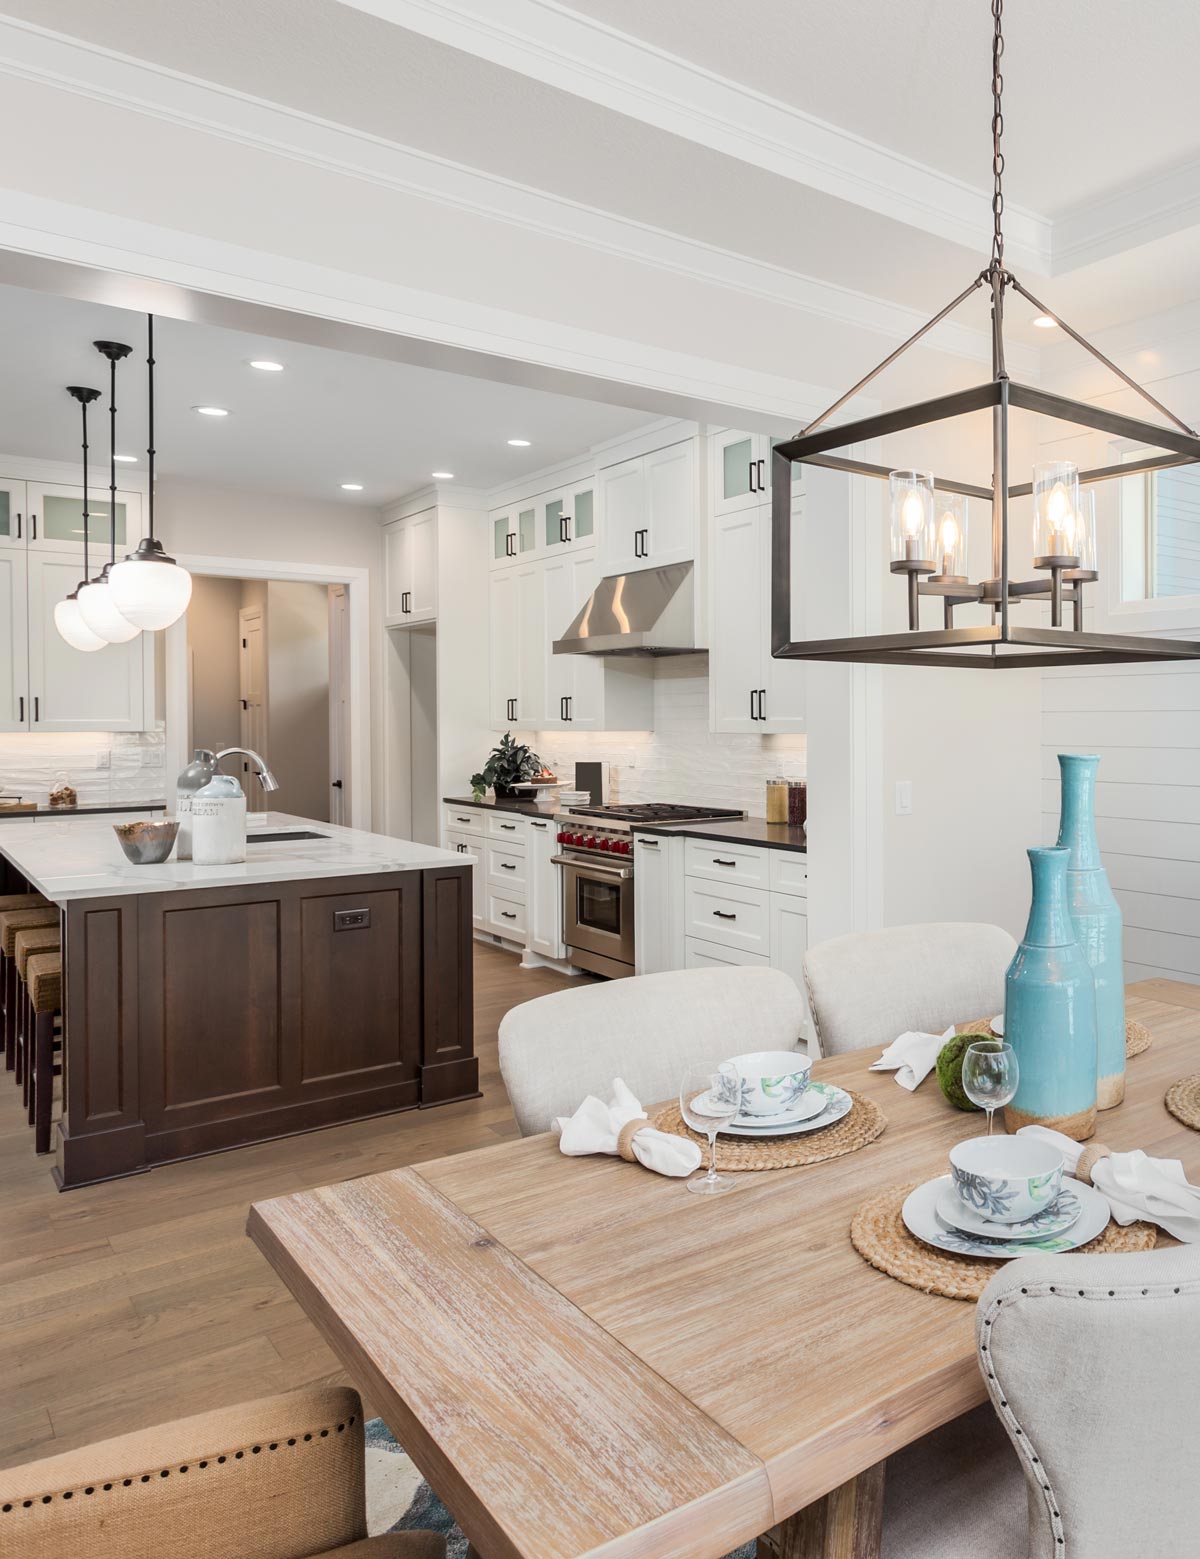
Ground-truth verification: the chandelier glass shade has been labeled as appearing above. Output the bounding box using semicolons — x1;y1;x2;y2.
770;0;1200;669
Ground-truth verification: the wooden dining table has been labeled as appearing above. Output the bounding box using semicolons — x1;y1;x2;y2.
247;979;1200;1559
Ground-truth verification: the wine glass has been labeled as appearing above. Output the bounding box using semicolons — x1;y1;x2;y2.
962;1040;1018;1136
679;1062;741;1196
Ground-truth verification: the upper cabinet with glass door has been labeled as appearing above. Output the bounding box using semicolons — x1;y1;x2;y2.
541;479;597;556
711;430;801;518
488;501;539;569
24;481;144;557
0;479;24;547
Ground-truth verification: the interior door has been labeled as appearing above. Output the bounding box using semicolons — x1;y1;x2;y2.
327;585;350;825
0;550;29;732
238;605;268;812
27;555;143;731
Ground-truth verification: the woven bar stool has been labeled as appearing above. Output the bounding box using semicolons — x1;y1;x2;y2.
24;951;62;1154
13;922;61;1102
0;900;55;1069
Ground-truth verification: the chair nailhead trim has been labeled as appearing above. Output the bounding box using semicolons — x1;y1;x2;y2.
1;1418;356;1513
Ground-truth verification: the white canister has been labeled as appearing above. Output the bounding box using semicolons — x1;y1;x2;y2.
190;773;247;865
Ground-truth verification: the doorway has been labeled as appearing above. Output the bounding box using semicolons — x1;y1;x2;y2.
185;575;346;822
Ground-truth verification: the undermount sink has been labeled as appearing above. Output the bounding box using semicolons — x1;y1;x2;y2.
246;829;330;843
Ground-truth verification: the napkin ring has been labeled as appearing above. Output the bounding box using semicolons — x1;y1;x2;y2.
1075;1142;1111;1186
617;1119;652;1163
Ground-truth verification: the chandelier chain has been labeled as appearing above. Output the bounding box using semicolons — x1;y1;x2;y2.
990;0;1005;269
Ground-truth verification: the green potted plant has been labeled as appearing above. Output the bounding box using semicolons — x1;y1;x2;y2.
471;732;544;800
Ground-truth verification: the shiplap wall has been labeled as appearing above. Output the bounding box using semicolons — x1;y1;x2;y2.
1154;467;1200;597
1042;662;1200;985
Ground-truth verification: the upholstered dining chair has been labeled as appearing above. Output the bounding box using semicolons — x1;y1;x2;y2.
0;1384;445;1559
803;921;1016;1057
498;966;805;1135
880;1242;1200;1558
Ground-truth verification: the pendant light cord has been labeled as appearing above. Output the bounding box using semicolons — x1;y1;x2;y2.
108;351;118;572
80;395;91;585
990;0;1005;272
146;314;156;543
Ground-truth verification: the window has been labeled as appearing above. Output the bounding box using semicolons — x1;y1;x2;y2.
1119;453;1200;600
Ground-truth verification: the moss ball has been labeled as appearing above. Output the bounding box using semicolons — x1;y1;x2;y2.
936;1033;986;1112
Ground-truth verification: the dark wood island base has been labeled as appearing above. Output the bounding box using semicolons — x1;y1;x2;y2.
53;863;476;1189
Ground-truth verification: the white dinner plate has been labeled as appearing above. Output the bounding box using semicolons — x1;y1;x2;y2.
723;1082;853;1137
903;1175;1109;1259
733;1088;828;1128
935;1181;1082;1241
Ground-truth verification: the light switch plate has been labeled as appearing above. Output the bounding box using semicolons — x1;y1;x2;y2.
895;780;913;815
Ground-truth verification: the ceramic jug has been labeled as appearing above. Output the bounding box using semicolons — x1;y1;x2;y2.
1057;753;1126;1109
1004;845;1098;1141
191;773;247;866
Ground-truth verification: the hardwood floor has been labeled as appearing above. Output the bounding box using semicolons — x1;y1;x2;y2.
0;943;575;1469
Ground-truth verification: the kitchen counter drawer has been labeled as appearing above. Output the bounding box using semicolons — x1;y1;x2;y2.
485;842;527;895
684;837;768;890
444;804;484;837
683;878;770;956
487;891;526;939
487;812;529;842
685;937;770;970
770;852;808;898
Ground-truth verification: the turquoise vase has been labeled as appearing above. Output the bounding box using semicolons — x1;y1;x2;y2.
1057;753;1126;1110
1004;846;1098;1141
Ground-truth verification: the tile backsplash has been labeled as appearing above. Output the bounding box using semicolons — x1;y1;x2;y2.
0;729;167;808
530;656;806;815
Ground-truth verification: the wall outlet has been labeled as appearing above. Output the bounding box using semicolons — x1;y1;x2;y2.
96;751;111;770
895;779;913;816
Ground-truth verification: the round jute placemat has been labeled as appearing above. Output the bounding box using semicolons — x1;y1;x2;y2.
649;1092;886;1172
958;1016;1152;1060
1165;1073;1200;1132
850;1183;1157;1302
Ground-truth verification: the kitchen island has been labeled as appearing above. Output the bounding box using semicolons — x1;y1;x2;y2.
0;813;476;1188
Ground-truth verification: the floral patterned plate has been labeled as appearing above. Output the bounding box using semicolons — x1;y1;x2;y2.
935;1182;1082;1241
723;1082;853;1137
903;1175;1110;1258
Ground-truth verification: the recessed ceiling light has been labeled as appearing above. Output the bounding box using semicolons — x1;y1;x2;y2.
249;359;284;372
340;482;364;491
507;438;532;447
1033;314;1058;329
113;454;138;463
193;405;229;417
432;471;454;480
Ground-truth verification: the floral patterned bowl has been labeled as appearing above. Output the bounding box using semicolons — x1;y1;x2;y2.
726;1050;812;1118
948;1135;1065;1225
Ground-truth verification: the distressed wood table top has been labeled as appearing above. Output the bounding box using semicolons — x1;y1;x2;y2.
248;981;1200;1559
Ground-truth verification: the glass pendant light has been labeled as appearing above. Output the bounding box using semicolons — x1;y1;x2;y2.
78;340;141;644
55;386;107;653
108;315;193;631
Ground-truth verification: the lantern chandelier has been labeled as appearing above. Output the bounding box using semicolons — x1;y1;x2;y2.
771;0;1200;669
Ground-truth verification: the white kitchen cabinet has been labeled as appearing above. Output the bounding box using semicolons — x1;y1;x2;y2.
26;555;146;731
711;431;803;518
684;877;771;957
486;891;526;941
0;479;24;547
445;828;485;931
710;497;805;734
384;508;436;626
685;939;770;970
490;507;517;566
541;479;597;555
633;831;685;975
489;565;544;729
769;894;808;991
0;550;29;731
526;816;565;960
598;439;697;574
539;549;654;733
24;481;142;557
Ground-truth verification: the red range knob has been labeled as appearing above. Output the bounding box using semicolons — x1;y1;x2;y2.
598;837;611;851
585;836;597;849
556;830;568;843
567;832;580;846
616;839;631;854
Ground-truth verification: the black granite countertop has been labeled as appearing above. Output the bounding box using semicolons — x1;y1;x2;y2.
0;800;167;822
444;794;562;819
631;816;807;853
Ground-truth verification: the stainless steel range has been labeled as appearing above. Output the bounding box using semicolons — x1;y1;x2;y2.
552;804;744;978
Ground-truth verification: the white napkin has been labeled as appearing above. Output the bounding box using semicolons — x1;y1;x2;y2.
1018;1125;1200;1244
871;1025;955;1091
555;1078;703;1177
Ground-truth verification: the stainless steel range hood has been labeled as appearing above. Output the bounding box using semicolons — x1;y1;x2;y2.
552;562;702;657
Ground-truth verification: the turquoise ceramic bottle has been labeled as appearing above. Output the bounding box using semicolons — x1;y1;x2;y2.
1004;846;1098;1141
1057;753;1126;1110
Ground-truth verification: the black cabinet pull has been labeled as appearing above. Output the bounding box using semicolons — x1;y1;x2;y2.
757;457;766;490
332;779;343;789
748;459;758;494
565;696;572;722
713;909;737;920
560;514;570;543
560;695;567;722
500;822;516;831
18;696;24;722
532;821;548;830
15;513;20;540
506;533;515;557
633;527;648;559
500;910;516;920
33;696;39;723
749;689;756;720
30;515;36;540
638;837;658;848
759;688;767;721
455;815;471;823
506;698;517;722
500;861;516;870
401;590;411;614
713;858;737;867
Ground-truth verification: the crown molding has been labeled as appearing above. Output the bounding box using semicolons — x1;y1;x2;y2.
1052;157;1200;275
0;15;1035;377
340;0;1053;271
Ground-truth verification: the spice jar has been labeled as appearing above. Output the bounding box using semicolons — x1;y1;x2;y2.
787;780;808;830
766;778;789;824
49;772;78;809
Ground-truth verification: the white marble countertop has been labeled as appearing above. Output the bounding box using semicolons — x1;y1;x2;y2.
0;812;465;903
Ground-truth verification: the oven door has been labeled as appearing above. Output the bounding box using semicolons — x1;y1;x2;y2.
555;855;635;972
